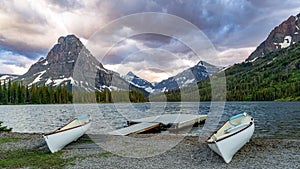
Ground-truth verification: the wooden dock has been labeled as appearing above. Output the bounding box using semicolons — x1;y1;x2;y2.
108;122;160;136
109;114;207;136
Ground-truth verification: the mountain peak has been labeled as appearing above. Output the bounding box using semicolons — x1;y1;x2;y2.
57;34;80;44
18;34;96;86
126;71;136;77
246;13;300;61
18;34;145;95
38;57;45;62
47;34;84;63
197;61;204;66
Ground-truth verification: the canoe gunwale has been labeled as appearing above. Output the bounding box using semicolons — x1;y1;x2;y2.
43;120;91;137
207;121;253;144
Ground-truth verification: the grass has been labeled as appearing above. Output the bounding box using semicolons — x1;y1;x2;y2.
0;137;22;144
275;96;300;101
0;147;112;169
97;152;112;158
0;149;67;169
72;135;94;144
0;133;112;168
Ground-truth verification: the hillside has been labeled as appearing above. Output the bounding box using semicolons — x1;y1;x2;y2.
225;42;300;101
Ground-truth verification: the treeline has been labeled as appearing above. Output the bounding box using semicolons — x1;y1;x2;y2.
0;80;72;104
0;80;147;104
96;90;147;103
73;89;147;103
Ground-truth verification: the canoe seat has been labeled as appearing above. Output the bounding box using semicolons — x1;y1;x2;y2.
224;122;249;133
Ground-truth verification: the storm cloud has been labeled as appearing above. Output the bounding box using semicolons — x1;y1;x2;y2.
0;0;299;81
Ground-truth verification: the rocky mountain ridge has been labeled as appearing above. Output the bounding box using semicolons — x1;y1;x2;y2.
124;60;220;93
152;61;220;93
17;35;139;94
246;13;300;61
123;71;154;93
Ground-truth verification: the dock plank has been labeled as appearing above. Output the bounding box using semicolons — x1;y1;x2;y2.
129;114;207;129
108;122;160;136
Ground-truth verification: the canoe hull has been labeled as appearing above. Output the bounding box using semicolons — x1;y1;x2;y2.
208;123;254;163
44;115;91;153
207;113;254;163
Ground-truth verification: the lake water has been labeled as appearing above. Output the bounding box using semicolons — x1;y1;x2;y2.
0;102;299;138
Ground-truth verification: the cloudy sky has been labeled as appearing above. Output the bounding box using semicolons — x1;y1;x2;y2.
0;0;299;82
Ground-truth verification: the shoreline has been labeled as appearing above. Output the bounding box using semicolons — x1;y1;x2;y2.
0;132;299;168
0;101;299;106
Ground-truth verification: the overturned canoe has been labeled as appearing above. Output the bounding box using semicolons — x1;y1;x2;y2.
207;113;254;163
44;114;91;153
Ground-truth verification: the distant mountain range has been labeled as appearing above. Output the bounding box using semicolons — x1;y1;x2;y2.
0;74;18;82
153;61;219;93
123;61;220;93
13;34;220;95
122;71;155;93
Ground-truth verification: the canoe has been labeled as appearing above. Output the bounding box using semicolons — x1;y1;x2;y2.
43;114;91;153
207;113;254;163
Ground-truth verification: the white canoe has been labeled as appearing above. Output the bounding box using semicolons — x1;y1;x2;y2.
207;113;254;163
44;114;91;153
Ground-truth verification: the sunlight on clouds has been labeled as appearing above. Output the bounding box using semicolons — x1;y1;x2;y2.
0;51;37;75
0;0;69;53
138;69;171;83
216;47;256;66
0;63;30;75
105;63;172;83
103;48;199;82
0;0;299;75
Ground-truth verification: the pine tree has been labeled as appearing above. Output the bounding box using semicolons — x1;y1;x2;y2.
31;84;39;104
25;85;30;103
0;81;2;104
2;81;8;104
11;81;17;104
20;84;25;104
49;84;54;104
41;84;48;104
7;80;11;103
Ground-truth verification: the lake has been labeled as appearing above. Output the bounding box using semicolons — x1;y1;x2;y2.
0;102;299;139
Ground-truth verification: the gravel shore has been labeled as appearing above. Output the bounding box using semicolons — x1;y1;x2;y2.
0;132;299;169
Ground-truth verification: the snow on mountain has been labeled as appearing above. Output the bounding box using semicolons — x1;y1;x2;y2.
155;60;220;93
123;71;154;93
0;74;18;82
28;70;47;86
124;61;220;93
